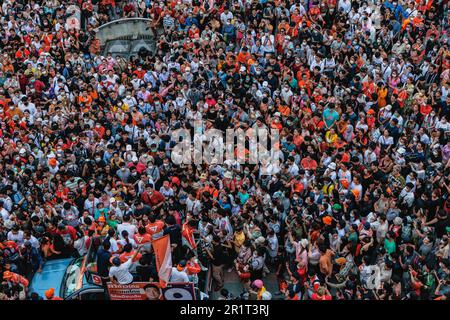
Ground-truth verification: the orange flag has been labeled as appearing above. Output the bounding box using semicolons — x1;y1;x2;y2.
152;234;172;288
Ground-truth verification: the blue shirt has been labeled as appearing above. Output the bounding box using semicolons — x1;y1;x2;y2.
323;108;339;128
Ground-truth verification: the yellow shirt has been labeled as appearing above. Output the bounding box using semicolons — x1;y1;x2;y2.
325;131;337;144
234;231;245;253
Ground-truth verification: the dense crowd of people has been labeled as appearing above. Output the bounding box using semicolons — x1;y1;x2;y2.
0;0;450;300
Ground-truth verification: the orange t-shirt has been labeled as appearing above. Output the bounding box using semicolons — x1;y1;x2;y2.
133;233;152;245
145;220;165;239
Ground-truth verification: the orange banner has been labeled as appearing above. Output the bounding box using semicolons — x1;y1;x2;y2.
152;234;172;288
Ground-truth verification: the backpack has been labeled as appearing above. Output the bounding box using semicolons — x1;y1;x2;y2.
401;223;412;242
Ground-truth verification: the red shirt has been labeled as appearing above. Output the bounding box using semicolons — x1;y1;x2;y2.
301;158;318;171
133;69;146;79
141;190;165;206
57;225;77;241
311;293;332;300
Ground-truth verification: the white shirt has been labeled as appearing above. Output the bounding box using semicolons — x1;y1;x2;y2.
288;163;300;177
170;267;189;283
267;235;279;258
109;258;134;284
27;235;40;249
117;237;137;249
74;235;89;256
7;230;24;245
84;198;100;215
108;237;120;255
186;198;202;216
0;207;10;221
117;222;138;239
220;11;234;24
399;188;415;207
364;149;377;164
338;0;352;13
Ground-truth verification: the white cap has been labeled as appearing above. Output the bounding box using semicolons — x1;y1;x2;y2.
239;66;246;72
397;147;406;155
224;171;233;179
110;197;116;203
300;239;309;248
262;81;268;87
256;236;265;245
126;145;132;151
328;162;336;170
274;112;281;117
385;104;392;111
19;148;26;155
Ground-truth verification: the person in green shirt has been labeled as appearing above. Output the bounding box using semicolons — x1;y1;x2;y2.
347;224;359;244
94;202;110;220
237;186;250;205
322;103;340;129
107;213;120;230
384;231;397;254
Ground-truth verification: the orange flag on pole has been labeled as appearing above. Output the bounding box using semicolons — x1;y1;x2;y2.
152;234;172;288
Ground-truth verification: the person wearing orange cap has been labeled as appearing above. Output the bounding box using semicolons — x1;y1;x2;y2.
322;215;333;226
45;288;63;300
48;157;59;174
96;215;110;236
340;179;350;191
48;157;57;167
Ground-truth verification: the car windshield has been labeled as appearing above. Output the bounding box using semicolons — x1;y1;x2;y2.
62;257;84;298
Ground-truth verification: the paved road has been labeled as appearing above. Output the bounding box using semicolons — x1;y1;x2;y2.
209;269;283;300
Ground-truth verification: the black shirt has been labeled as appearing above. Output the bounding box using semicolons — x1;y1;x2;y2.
164;224;182;246
436;215;450;239
135;205;152;217
211;243;225;266
96;247;112;277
